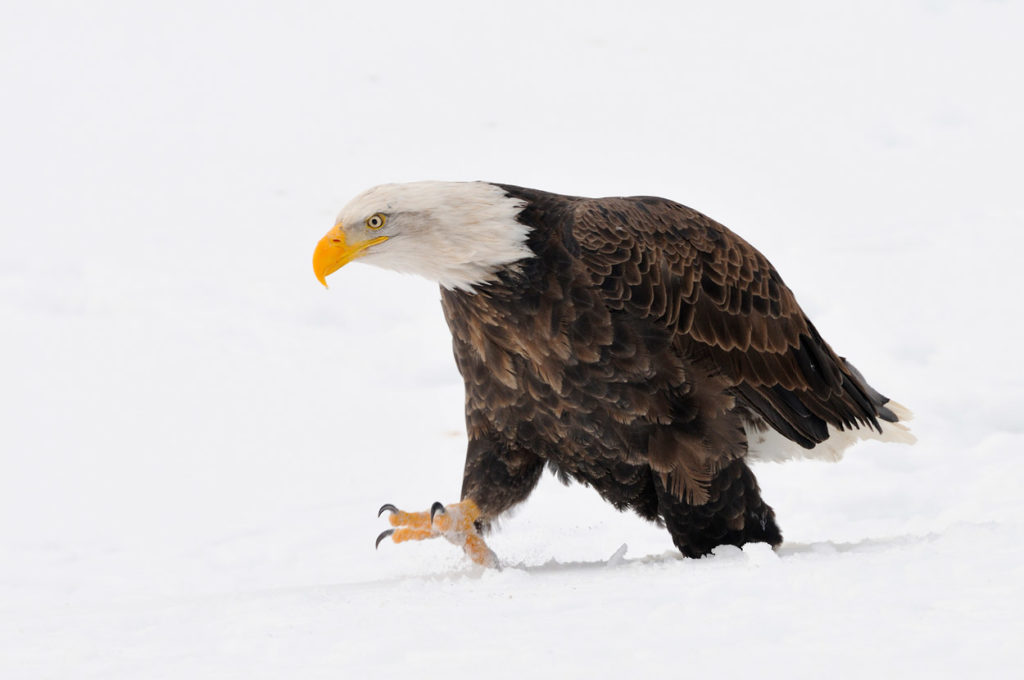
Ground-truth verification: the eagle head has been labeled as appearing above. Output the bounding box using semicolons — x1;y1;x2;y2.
312;181;531;292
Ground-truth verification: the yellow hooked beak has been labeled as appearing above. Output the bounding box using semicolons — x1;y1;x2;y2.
312;224;388;288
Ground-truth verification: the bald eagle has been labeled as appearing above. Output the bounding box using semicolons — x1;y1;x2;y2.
313;182;914;567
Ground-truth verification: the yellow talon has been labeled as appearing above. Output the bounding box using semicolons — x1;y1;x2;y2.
387;510;432;528
391;527;435;543
375;499;497;567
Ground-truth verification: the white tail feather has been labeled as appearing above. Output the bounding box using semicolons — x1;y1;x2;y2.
745;401;916;464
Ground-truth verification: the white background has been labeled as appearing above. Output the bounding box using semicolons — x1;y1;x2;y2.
2;1;1022;677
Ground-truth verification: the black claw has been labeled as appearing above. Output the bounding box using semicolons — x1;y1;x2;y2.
430;501;446;524
377;503;399;517
375;529;394;549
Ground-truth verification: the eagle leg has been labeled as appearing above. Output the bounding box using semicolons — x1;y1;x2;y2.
375;499;498;567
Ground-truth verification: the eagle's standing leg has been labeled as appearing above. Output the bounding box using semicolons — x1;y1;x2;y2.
655;459;783;558
376;431;545;567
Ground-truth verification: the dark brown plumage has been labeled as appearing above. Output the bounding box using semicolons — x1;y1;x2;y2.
440;184;908;557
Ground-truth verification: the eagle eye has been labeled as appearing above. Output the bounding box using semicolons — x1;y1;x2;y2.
366;213;387;230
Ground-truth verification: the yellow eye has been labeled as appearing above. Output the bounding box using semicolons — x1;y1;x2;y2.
366;213;386;230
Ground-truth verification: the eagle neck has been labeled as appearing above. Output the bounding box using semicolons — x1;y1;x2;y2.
440;189;579;326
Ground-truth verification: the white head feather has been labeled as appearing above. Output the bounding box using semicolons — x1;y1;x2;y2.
334;181;532;291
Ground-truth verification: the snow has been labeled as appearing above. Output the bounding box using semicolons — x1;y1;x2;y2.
2;1;1023;677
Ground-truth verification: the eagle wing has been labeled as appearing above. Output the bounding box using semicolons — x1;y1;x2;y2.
574;196;894;450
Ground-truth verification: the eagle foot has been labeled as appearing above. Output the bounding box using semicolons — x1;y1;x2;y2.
375;499;498;568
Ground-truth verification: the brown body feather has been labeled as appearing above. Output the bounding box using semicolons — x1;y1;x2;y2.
441;185;904;556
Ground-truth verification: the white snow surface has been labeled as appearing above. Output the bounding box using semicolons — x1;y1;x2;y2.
2;2;1023;678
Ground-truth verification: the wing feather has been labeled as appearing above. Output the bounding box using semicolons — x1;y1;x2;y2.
575;196;888;448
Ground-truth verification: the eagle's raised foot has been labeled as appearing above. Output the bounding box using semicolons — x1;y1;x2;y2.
374;499;498;568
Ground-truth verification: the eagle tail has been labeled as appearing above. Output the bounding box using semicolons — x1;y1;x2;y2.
745;359;916;464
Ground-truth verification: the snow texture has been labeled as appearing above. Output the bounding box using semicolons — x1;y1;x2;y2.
1;2;1022;678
